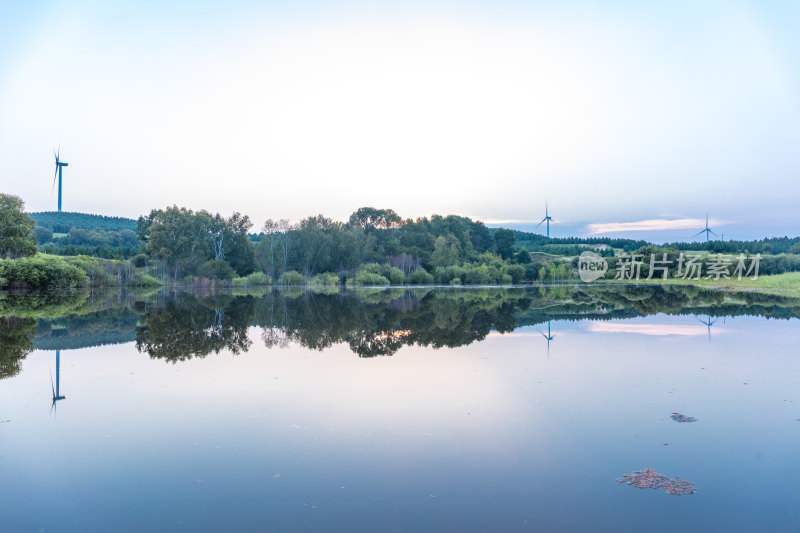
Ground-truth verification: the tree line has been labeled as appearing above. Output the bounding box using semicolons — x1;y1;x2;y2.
134;205;569;285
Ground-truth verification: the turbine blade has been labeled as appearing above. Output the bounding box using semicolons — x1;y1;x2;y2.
536;218;545;227
708;229;719;236
49;369;55;397
693;230;706;237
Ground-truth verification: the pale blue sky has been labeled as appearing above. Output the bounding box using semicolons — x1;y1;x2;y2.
1;0;798;240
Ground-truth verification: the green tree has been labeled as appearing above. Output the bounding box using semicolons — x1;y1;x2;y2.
493;228;516;260
139;206;211;279
208;211;255;276
256;219;289;279
197;259;235;280
430;235;461;267
0;194;37;259
348;207;402;230
33;226;53;244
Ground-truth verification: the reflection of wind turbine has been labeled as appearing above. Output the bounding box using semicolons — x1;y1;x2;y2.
536;201;553;238
538;320;554;356
50;349;66;414
696;315;716;342
52;148;69;213
693;214;717;242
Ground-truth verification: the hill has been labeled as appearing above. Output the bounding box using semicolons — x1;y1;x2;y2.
30;211;138;233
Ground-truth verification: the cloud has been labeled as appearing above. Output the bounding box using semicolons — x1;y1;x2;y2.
585;218;724;235
585;322;720;336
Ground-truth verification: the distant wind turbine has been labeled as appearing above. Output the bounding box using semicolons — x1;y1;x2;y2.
538;320;554;356
696;315;716;342
694;214;717;242
50;349;66;414
536;201;553;238
52;148;68;213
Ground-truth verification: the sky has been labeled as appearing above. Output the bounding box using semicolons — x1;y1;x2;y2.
1;0;798;241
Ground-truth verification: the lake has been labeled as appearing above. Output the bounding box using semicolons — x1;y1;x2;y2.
1;286;799;532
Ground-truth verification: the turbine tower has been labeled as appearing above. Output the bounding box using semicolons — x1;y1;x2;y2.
52;148;68;213
696;315;716;342
537;201;553;238
694;214;717;242
50;349;66;413
539;320;554;357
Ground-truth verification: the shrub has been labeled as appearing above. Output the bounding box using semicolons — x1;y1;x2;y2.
131;254;148;267
0;255;88;290
246;271;269;285
408;267;434;285
354;270;390;286
504;264;525;283
310;272;340;286
463;265;492;284
197;259;235;280
433;265;467;284
278;270;305;286
524;263;541;281
130;274;161;287
34;226;53;244
361;263;383;275
386;266;405;285
450;277;462;285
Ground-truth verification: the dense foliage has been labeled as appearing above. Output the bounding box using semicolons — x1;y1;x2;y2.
3;195;799;287
254;209;505;282
513;231;650;253
39;226;141;258
0;255;89;290
663;236;800;255
0;194;37;259
0;316;36;379
30;211;137;233
137;206;255;280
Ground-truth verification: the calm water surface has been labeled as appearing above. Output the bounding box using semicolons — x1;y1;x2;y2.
1;287;799;532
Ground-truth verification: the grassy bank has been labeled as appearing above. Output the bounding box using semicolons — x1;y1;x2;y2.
600;272;800;295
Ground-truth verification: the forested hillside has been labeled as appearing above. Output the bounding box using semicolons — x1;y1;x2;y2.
30;212;137;233
30;211;141;259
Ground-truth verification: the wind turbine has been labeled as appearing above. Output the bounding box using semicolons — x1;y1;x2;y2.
536;201;553;238
696;315;716;342
52;148;68;213
694;214;717;242
50;349;66;414
538;320;554;356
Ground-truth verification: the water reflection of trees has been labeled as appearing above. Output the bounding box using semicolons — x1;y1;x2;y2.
259;289;532;357
1;285;799;366
135;294;255;362
0;317;37;379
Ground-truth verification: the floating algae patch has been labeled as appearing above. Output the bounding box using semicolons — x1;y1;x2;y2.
670;412;697;423
616;469;696;495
